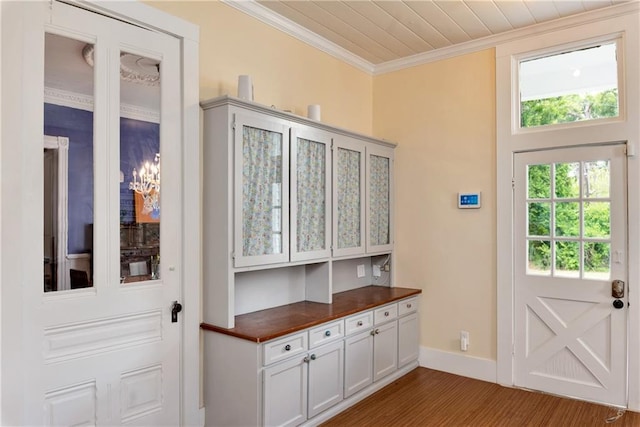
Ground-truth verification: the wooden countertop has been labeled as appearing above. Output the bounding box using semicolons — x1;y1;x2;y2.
200;285;422;343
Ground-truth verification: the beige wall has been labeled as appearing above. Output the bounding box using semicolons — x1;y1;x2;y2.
373;50;497;360
146;0;373;134
148;1;498;361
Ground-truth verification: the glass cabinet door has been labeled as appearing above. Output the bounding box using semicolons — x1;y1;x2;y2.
366;145;394;253
234;113;290;267
332;137;366;257
290;126;332;262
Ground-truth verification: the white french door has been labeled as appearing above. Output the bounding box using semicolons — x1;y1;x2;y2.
13;2;183;425
514;144;627;407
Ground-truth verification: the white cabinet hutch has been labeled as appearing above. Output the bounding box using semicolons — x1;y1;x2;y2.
201;96;419;426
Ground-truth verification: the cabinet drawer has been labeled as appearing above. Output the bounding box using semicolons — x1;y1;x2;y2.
309;319;344;349
345;311;373;335
398;297;419;316
374;303;398;325
263;332;308;366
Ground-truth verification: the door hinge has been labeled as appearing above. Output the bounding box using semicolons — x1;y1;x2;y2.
625;143;636;157
511;178;515;190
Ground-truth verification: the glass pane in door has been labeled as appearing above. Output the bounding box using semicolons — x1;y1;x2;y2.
44;33;95;292
242;125;283;257
337;147;361;249
119;50;161;283
369;154;390;246
296;137;326;253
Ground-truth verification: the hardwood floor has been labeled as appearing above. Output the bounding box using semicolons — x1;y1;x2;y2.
321;368;640;426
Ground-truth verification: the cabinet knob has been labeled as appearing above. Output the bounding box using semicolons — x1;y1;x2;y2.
310;354;317;361
384;311;389;317
303;356;310;363
407;303;412;309
375;329;380;335
370;330;376;336
284;344;291;351
325;330;331;337
357;321;363;327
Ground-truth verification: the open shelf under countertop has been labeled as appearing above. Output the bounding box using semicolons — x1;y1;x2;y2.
200;285;422;343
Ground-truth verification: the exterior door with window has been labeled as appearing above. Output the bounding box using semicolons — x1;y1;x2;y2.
4;2;183;424
514;144;627;406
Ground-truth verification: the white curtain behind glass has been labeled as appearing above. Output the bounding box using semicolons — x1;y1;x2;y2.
242;125;282;256
369;154;390;246
337;147;361;249
296;138;326;252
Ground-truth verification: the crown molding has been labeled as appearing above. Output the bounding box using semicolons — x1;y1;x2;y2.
44;87;160;123
220;0;375;74
374;1;640;75
222;0;638;77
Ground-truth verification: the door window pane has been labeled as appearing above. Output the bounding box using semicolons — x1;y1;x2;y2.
555;202;579;237
584;242;610;280
528;240;551;276
520;42;619;128
369;154;390;246
527;164;550;198
583;160;610;198
554;162;580;198
336;148;361;249
44;33;95;292
120;50;161;283
584;202;610;238
241;125;283;257
528;202;550;237
555;241;580;278
296;138;326;253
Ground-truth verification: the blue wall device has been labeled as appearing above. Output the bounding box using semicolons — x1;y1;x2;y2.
458;192;481;209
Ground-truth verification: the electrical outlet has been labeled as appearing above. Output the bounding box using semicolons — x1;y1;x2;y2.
357;264;365;278
460;330;469;351
372;265;381;277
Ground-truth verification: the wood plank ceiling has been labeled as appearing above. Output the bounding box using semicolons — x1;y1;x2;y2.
256;1;628;65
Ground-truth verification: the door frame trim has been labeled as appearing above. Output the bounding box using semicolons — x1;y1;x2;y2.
495;10;640;410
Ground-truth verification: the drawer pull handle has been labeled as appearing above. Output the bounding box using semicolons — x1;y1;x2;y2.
407;303;412;309
357;321;363;327
284;344;291;351
384;311;389;317
325;330;331;337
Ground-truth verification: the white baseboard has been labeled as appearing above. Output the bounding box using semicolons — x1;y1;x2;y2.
419;346;497;383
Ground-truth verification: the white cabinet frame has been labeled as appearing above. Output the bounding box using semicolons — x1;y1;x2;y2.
332;137;367;258
290;126;332;262
233;112;290;267
365;144;394;254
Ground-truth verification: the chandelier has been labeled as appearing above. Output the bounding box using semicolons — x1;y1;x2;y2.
130;153;160;215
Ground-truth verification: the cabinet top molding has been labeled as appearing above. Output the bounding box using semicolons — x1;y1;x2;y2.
201;95;397;149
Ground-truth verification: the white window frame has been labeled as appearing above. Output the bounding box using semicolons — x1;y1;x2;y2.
515;36;625;134
496;10;640;411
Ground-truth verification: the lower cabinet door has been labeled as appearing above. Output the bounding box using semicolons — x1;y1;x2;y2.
308;341;344;418
398;312;419;367
264;356;308;427
344;329;373;398
373;321;398;381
